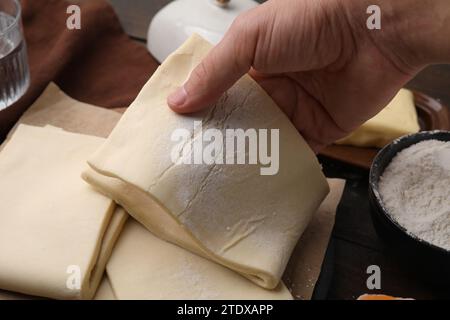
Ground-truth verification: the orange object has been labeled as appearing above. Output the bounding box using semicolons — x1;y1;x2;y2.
357;294;413;300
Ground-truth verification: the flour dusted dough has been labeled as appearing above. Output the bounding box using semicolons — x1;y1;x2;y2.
0;125;127;299
84;34;329;289
337;89;420;148
101;219;292;300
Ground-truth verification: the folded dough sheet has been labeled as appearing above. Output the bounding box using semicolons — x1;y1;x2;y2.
100;219;293;300
83;34;329;289
0;125;127;299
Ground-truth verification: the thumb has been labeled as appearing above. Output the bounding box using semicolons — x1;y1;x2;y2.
167;13;258;113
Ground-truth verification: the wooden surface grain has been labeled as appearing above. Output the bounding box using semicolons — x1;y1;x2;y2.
98;0;450;299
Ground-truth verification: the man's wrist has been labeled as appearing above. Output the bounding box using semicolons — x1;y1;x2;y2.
388;0;450;66
344;0;450;71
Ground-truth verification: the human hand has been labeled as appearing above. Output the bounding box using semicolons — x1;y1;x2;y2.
167;0;450;151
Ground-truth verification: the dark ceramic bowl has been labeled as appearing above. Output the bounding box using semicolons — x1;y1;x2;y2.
368;130;450;287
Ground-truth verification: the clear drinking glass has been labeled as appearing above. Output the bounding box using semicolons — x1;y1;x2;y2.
0;0;30;110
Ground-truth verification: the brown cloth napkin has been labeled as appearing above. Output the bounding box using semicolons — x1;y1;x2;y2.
0;0;159;140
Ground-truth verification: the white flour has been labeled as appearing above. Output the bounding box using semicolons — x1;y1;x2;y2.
379;139;450;251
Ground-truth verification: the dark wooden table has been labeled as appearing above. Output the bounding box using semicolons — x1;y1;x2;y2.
107;0;450;300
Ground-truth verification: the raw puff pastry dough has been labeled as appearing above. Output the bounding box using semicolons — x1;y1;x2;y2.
83;34;329;289
0;85;292;300
102;219;293;300
0;125;127;299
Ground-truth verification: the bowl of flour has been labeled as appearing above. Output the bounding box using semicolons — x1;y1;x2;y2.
369;130;450;284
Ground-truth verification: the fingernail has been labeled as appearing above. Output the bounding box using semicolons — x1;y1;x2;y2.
168;86;187;108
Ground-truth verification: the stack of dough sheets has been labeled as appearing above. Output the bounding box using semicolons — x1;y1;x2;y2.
1;34;332;298
0;125;127;299
0;84;295;300
83;34;329;289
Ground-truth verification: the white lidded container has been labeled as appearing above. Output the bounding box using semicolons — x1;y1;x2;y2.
147;0;258;62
